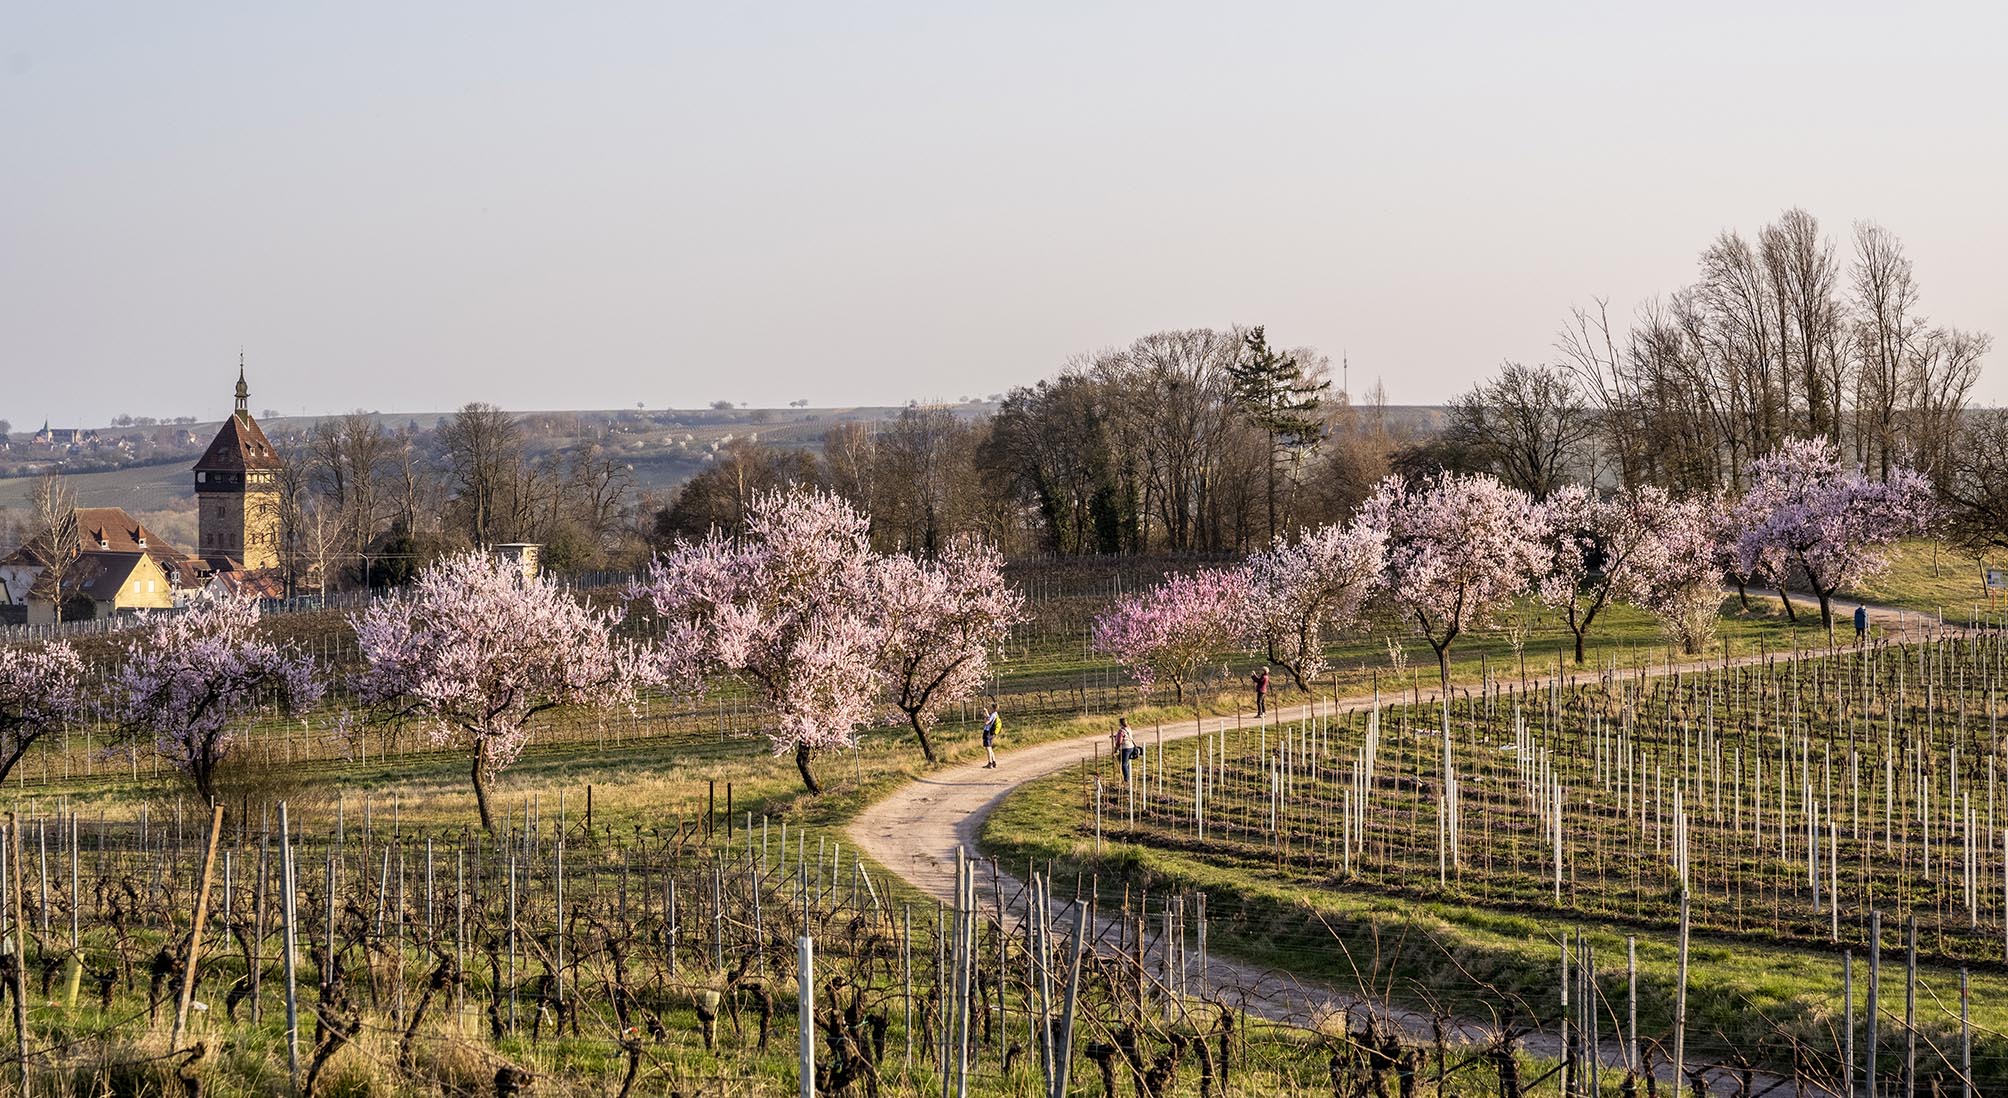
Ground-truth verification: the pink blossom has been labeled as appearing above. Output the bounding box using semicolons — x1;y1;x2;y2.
631;488;889;792
1731;438;1935;629
110;597;323;804
0;641;85;784
1537;485;1679;664
1358;472;1547;682
873;538;1027;762
1620;491;1724;654
1242;520;1383;689
351;551;653;829
1092;568;1250;704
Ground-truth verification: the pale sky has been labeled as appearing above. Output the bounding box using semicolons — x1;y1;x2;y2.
4;2;2004;425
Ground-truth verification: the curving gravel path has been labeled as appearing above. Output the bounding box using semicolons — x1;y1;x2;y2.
850;595;1950;1094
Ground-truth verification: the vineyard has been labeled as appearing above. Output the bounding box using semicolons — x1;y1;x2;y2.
0;796;1615;1097
0;542;2000;1094
989;630;2008;1092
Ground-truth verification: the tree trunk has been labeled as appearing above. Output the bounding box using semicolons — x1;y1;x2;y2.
1776;586;1797;622
906;711;938;764
193;762;217;808
795;743;823;795
1573;629;1587;666
471;747;495;832
1265;427;1278;547
1818;591;1835;639
1435;645;1453;781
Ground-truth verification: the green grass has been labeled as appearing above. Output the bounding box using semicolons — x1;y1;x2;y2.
980;764;2007;1081
1844;539;1999;618
1;552;1988;1094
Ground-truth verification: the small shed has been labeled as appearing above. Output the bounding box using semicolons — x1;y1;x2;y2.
492;543;543;583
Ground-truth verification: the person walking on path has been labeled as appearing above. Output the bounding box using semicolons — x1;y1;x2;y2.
1114;717;1136;783
1252;666;1271;717
1854;604;1868;645
981;706;1001;769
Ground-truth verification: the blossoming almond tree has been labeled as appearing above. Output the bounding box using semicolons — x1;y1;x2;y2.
351;551;656;830
110;598;323;805
873;539;1026;763
1092;568;1250;705
1733;437;1935;632
1625;491;1724;655
1537;485;1669;665
1360;471;1546;814
1361;472;1547;699
1242;520;1384;690
630;488;886;793
0;641;85;785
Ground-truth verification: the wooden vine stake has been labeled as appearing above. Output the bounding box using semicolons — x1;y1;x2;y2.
171;804;227;1049
7;817;27;1098
279;802;301;1096
797;935;815;1098
1672;888;1689;1090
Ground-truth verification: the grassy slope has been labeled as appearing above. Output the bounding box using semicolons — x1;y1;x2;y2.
1;548;1987;1090
980;766;2007;1075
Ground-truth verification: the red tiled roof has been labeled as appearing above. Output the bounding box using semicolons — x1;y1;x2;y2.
2;507;194;575
194;413;283;473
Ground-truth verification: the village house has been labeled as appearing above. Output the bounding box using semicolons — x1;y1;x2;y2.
0;367;287;624
0;506;204;624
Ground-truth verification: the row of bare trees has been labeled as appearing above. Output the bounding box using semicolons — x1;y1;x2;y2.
270;405;642;592
655;329;1405;557
1542;209;1988;496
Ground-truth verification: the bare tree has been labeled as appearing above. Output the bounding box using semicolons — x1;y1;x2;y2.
271;445;316;597
1850;221;1925;477
1902;327;1988;490
387;429;432;540
872;405;980;553
1945;408;2008;554
1440;363;1590;499
438;403;522;546
311;412;393;568
1760;208;1847;442
29;474;79;623
1562;212;1984;495
820;422;878;514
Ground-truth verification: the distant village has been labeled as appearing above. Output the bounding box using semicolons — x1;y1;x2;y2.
0;420;205;475
0;372;973;628
0;370;286;624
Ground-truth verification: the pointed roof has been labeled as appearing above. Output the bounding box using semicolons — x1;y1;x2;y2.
195;413;283;472
195;366;282;473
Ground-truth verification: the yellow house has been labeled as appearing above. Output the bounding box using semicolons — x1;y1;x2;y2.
25;550;175;625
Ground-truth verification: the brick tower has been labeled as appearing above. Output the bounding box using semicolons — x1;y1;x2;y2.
193;361;283;571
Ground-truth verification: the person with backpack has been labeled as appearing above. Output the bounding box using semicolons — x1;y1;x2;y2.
1114;717;1136;783
981;706;1001;769
1253;666;1271;717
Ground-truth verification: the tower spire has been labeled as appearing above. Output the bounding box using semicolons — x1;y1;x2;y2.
234;352;249;419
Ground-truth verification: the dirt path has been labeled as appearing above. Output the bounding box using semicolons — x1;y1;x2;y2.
851;601;1950;1093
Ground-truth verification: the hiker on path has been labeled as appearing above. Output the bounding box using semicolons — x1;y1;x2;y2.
1854;604;1868;645
1114;717;1136;783
981;706;1001;769
1253;666;1270;717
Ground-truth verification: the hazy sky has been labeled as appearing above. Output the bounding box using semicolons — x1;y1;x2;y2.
4;2;2004;425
